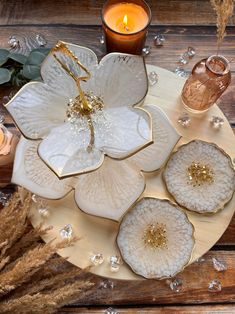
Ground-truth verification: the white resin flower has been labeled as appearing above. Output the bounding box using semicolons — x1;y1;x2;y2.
117;198;195;279
7;42;180;221
163;140;235;213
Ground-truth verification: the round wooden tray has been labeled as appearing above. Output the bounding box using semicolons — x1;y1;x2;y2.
30;65;235;280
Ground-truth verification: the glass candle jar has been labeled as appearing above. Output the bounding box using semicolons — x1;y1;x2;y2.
181;55;231;113
102;0;151;54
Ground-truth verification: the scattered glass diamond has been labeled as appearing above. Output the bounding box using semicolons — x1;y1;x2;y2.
8;35;20;48
0;192;11;206
2;96;10;105
31;194;38;203
90;253;104;266
142;46;151;56
109;255;122;272
35;34;47;46
99;35;105;44
179;52;190;65
154;34;165;47
60;224;73;239
169;278;183;293
187;46;196;57
212;257;227;272
208;279;222;292
148;71;158;86
38;207;49;218
32;195;50;218
104;307;118;314
195;256;206;263
100;280;114;289
174;67;188;78
178;113;191;127
209;116;224;129
0;115;5;124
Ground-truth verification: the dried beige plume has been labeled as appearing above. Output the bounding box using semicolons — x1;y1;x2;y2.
0;192;94;313
210;0;234;47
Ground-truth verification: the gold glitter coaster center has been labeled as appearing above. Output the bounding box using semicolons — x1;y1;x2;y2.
143;223;167;249
187;162;214;187
66;92;104;118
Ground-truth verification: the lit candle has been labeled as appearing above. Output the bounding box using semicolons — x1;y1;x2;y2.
102;0;151;54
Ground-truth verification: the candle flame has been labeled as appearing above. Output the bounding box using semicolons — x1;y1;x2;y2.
123;14;128;28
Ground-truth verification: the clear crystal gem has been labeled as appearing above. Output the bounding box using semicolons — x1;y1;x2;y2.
169;278;183;293
0;192;11;206
208;279;222;292
0;115;5;124
90;253;104;266
154;34;165;46
179;52;190;65
99;35;105;44
60;224;73;239
174;67;188;78
31;194;38;203
209;116;224;129
109;255;122;272
148;71;158;86
2;96;10;105
142;46;151;56
35;34;47;46
100;280;114;289
187;46;196;57
38;207;49;218
195;256;206;263
8;35;20;48
104;307;118;314
212;257;227;272
178;113;191;127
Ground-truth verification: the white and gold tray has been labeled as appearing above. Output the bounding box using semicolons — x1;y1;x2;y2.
27;64;235;280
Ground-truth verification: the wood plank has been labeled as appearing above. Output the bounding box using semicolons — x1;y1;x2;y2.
0;26;234;123
65;251;235;306
0;0;234;26
59;304;235;313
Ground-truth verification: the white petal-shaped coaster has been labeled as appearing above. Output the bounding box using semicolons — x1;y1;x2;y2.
117;197;195;279
12;137;74;199
6;82;67;139
74;157;145;221
130;104;181;172
38;123;104;178
99;107;152;159
163;140;235;213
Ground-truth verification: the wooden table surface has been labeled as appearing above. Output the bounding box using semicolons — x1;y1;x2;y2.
0;1;235;313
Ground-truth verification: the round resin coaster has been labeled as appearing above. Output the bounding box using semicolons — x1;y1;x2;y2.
163;140;235;214
117;198;195;279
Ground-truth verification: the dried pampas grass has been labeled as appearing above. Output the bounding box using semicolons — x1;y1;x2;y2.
210;0;234;48
0;192;94;314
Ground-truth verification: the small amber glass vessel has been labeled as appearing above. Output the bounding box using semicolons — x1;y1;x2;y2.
101;0;151;54
181;55;231;113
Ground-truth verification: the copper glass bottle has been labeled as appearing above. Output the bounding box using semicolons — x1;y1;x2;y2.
181;55;231;113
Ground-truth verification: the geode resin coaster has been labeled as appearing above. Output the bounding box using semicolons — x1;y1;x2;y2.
117;198;195;279
163;140;235;214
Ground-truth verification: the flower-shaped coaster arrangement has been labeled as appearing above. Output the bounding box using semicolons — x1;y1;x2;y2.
117;198;195;279
163;140;235;213
5;41;235;281
6;41;180;221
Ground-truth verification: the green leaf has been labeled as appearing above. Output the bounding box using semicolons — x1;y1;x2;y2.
23;64;41;79
0;49;9;66
9;52;27;64
0;68;11;84
26;48;50;66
